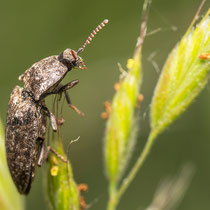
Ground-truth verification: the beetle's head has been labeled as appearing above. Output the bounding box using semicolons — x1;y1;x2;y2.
59;19;108;71
62;48;86;70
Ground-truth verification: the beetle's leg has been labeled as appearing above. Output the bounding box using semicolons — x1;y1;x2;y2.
47;146;67;162
53;80;85;117
37;140;45;166
64;90;85;117
38;144;67;166
42;106;57;132
48;112;57;132
42;80;84;116
54;80;79;93
40;80;79;100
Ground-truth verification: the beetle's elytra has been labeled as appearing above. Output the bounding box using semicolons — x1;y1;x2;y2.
6;86;47;194
5;19;108;194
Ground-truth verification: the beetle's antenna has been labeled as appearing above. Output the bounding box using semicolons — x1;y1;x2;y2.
77;19;109;54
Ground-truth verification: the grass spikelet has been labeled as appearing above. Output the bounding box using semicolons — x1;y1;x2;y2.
45;132;80;210
104;1;151;209
150;9;210;137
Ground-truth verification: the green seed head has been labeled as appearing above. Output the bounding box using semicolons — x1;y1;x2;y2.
104;48;142;185
150;10;210;137
45;134;80;210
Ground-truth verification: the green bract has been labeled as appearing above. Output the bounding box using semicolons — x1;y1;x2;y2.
45;133;80;210
0;118;23;210
150;10;210;137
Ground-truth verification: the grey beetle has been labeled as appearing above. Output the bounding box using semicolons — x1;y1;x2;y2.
19;19;108;115
5;19;108;194
6;86;47;194
5;86;66;194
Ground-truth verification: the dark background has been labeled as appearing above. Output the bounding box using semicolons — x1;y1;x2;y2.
0;0;210;209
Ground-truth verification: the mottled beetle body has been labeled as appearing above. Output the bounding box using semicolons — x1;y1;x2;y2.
19;49;82;101
6;86;46;194
5;19;108;194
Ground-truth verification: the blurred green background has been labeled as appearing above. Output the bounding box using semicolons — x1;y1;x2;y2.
0;0;210;209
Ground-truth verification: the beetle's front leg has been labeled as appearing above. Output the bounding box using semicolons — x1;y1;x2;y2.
64;90;85;117
53;80;85;117
56;79;79;92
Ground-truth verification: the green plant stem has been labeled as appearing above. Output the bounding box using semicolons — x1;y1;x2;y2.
107;182;117;210
107;131;157;210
